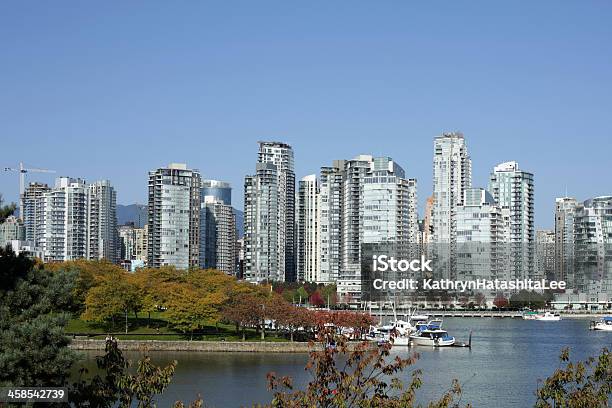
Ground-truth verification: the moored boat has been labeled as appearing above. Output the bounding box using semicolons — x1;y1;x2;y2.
590;316;612;331
522;311;538;320
534;312;561;321
409;320;456;347
367;319;415;342
391;319;414;336
366;324;393;342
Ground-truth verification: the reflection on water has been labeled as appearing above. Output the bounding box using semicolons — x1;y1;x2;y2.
73;318;611;407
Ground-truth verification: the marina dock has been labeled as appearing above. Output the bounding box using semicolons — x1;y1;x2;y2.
368;310;608;319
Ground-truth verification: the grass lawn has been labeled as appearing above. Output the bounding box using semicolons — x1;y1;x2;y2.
66;314;289;342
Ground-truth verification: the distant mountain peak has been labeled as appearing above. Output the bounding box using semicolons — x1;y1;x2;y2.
117;204;148;228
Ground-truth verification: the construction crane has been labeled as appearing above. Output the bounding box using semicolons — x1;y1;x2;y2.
4;162;56;219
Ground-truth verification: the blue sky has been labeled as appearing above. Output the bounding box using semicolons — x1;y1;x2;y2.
1;1;611;229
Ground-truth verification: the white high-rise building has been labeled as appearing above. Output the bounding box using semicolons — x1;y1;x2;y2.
574;196;612;296
21;177;118;263
536;229;555;281
200;195;237;276
22;182;50;248
147;163;201;269
87;180;117;262
555;197;577;285
338;155;373;302
431;132;472;279
455;188;504;283
40;177;88;261
488;161;535;280
361;157;417;247
244;142;295;282
319;162;344;284
317;155;418;303
296;175;320;282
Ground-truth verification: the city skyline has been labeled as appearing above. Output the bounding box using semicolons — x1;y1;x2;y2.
1;135;610;231
2;2;612;229
3;143;611;297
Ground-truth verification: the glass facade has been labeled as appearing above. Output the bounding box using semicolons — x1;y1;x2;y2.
201;179;232;205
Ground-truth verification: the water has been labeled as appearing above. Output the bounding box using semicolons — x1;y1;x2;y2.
73;317;611;407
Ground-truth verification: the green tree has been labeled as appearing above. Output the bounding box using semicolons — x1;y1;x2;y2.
47;259;128;313
185;268;232;328
509;290;547;309
82;275;141;332
71;339;202;408
130;267;183;327
164;284;222;339
535;347;611;407
296;286;308;305
281;288;297;304
0;246;77;387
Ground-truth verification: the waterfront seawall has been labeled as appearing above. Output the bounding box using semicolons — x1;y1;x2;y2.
69;339;351;352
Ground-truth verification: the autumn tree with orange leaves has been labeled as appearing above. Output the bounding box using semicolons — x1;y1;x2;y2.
266;327;469;408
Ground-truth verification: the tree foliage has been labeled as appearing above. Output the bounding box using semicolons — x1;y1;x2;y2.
222;290;269;340
535;347;612;408
0;246;77;387
70;339;202;408
309;291;325;307
82;274;141;331
271;282;337;307
3;253;612;407
46;259;127;313
473;292;486;308
296;286;309;304
265;328;468;408
493;295;509;309
162;269;235;336
509;290;553;309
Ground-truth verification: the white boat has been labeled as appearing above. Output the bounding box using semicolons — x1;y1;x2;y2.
390;334;411;346
365;325;393;342
367;318;415;343
590;316;612;331
409;320;456;347
386;319;417;346
391;319;415;336
534;312;561;321
522;311;538;320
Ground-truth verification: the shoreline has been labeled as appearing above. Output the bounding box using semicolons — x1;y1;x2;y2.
70;339;357;352
370;311;609;319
